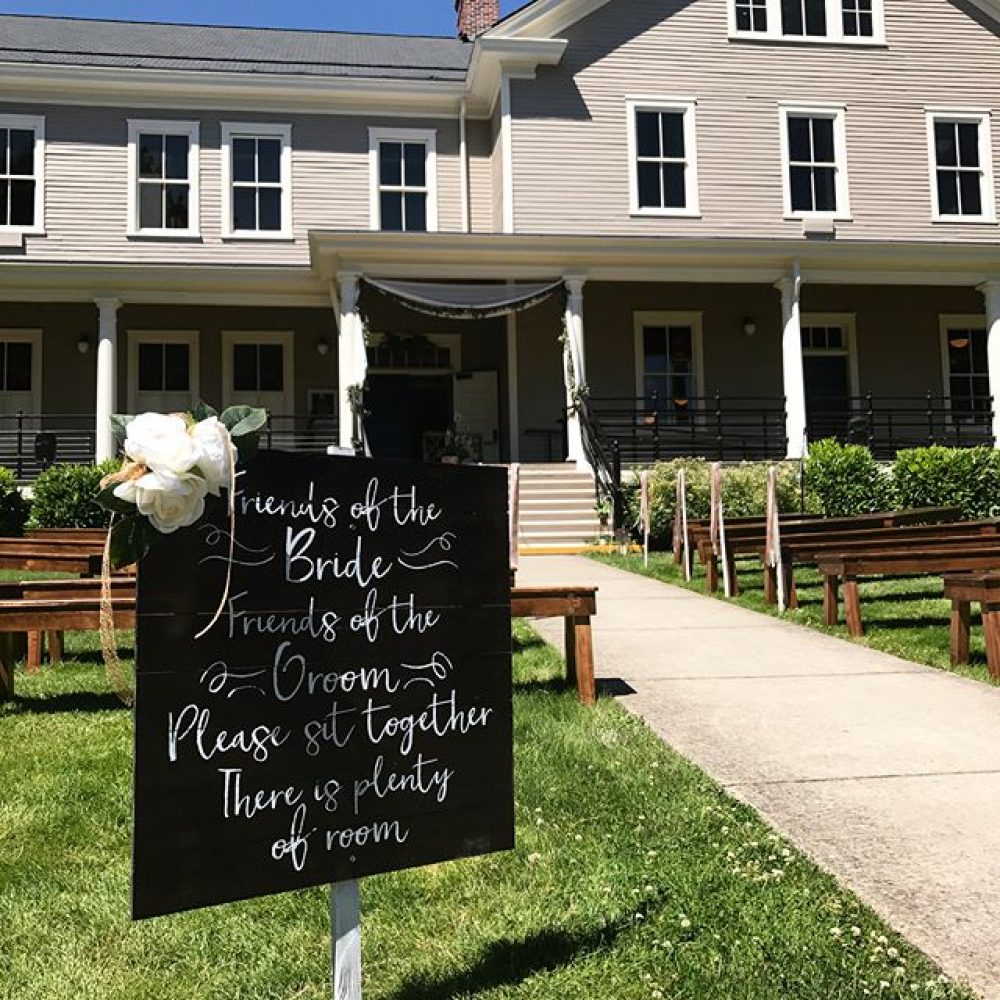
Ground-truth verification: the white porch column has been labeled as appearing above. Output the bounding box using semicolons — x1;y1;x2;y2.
776;263;807;459
94;296;121;463
336;271;362;450
563;275;589;469
978;281;1000;447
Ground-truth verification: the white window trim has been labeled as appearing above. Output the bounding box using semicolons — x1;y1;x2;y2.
368;127;439;233
801;313;860;396
632;311;705;402
779;103;852;221
0;114;45;236
126;330;201;414
939;314;988;410
626;97;701;218
221;331;295;414
925;109;997;225
728;0;886;45
126;118;200;239
0;329;43;411
220;122;294;241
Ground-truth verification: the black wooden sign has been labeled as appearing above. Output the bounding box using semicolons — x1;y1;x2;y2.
133;451;513;920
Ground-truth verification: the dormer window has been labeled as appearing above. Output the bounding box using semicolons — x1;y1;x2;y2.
731;0;883;43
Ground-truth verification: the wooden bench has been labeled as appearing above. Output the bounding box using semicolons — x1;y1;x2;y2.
758;520;1000;607
818;546;1000;637
943;573;1000;680
0;592;136;702
511;586;598;705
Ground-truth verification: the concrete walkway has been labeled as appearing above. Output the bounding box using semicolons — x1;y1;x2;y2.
517;555;1000;999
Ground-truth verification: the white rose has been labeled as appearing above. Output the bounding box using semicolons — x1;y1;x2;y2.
189;417;232;496
123;413;200;476
132;469;208;534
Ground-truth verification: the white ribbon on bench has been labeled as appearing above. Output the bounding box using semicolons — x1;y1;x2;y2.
710;463;732;598
765;465;787;613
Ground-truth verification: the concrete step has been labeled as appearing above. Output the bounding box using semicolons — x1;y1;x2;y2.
521;498;597;512
520;517;601;530
519;480;595;493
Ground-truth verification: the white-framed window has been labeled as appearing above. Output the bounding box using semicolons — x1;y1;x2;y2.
0;330;43;416
779;104;851;219
729;0;884;44
127;119;200;237
368;127;438;233
926;110;997;224
940;316;992;423
0;115;44;234
127;330;200;414
626;98;700;217
220;122;293;239
633;312;704;420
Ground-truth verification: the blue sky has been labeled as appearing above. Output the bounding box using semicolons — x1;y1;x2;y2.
1;0;524;35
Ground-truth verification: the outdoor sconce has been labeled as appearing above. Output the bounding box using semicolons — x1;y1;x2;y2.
743;317;758;337
77;334;91;355
316;338;331;357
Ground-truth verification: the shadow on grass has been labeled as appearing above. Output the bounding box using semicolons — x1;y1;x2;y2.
512;632;547;655
11;690;127;714
68;647;134;666
391;897;659;999
867;616;952;631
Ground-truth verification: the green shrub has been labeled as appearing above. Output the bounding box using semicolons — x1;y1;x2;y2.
892;446;1000;519
803;439;895;516
624;458;806;548
28;461;120;529
0;467;29;537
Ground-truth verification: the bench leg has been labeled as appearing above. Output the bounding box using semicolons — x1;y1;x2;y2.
726;552;740;597
822;574;840;627
574;615;596;706
0;633;26;704
47;630;65;664
763;564;777;605
843;577;864;637
982;602;1000;682
26;631;42;674
784;564;799;610
706;555;719;594
564;615;578;686
950;600;972;667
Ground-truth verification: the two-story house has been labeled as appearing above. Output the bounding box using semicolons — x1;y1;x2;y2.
2;0;1000;478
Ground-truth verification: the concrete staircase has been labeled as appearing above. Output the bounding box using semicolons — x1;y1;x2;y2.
516;464;603;552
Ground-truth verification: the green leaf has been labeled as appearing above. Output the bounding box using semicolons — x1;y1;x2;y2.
220;406;268;440
192;401;218;422
110;414;133;453
109;514;158;570
96;482;137;517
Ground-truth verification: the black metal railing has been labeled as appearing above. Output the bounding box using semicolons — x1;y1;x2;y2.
258;414;341;455
0;413;97;482
577;397;626;532
589;394;789;464
806;394;995;458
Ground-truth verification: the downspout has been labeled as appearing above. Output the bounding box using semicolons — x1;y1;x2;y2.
459;98;471;234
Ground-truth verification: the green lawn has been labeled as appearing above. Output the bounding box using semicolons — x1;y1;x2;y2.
0;625;973;999
592;551;998;686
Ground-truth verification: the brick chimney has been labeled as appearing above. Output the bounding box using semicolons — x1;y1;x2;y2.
456;0;500;39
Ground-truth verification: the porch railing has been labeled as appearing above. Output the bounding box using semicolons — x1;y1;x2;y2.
806;394;995;458
589;394;789;464
0;413;97;482
260;414;340;455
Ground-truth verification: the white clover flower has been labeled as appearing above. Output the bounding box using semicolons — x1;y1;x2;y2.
123;412;200;476
130;469;208;534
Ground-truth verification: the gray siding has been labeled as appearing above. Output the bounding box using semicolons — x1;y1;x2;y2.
490;98;504;233
1;103;470;264
467;118;494;233
510;0;1000;241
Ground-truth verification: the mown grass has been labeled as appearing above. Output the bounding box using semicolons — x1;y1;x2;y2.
592;551;998;686
0;624;974;999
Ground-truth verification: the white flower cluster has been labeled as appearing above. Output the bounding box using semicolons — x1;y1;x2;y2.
113;413;233;534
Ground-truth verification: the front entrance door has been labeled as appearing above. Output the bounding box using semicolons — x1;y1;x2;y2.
367;373;452;461
128;331;199;414
222;332;294;416
802;319;856;443
0;331;41;417
454;371;500;463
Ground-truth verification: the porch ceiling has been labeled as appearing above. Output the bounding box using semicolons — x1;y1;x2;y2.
308;230;1000;288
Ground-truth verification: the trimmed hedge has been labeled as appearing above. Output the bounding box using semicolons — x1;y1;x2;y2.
803;439;895;517
0;467;29;537
625;459;805;549
893;446;1000;520
28;461;121;530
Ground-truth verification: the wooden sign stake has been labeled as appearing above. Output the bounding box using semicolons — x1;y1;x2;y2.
332;880;362;1000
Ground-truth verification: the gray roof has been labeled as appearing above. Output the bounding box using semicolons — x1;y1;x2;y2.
0;14;472;82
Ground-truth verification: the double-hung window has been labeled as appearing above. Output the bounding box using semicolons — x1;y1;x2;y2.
221;123;292;239
926;111;996;223
127;119;200;237
730;0;883;43
627;99;700;217
0;115;44;233
941;319;991;423
368;128;437;233
780;105;851;218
